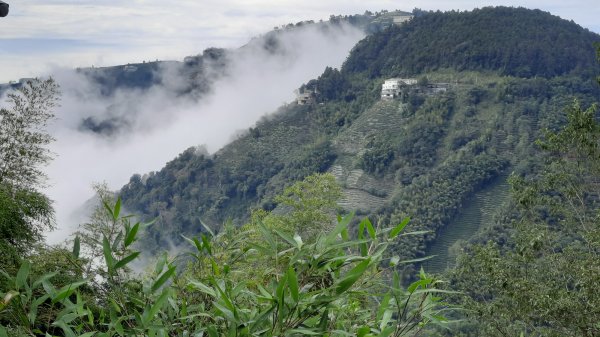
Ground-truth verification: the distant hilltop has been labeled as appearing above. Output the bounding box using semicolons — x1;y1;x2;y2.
0;9;417;96
344;6;600;79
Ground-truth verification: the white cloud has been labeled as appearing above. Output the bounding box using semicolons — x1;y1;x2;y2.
42;22;365;243
1;0;598;83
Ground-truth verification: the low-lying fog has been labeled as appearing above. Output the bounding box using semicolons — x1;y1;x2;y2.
41;22;364;243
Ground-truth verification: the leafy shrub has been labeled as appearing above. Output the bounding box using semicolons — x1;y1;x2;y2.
1;177;453;336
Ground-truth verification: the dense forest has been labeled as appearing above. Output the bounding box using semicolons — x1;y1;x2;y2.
344;7;600;78
1;6;600;336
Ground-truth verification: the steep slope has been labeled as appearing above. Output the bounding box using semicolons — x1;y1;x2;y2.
118;7;600;262
119;104;333;247
424;172;511;272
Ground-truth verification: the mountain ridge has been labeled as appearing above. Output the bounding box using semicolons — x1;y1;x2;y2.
115;7;600;264
343;6;600;78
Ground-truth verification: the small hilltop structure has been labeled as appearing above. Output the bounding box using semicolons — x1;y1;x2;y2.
380;78;417;99
390;11;414;25
381;77;451;100
370;10;414;29
296;87;318;105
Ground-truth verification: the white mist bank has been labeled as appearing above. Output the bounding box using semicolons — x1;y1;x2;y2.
43;23;365;243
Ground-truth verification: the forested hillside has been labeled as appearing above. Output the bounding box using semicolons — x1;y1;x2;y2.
344;6;600;78
3;6;600;337
118;6;600;270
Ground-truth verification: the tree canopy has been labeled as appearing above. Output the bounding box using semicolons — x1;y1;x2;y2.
0;79;59;271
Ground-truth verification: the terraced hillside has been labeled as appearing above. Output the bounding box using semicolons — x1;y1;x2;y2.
118;7;600;261
424;173;511;273
330;100;407;211
332;100;408;155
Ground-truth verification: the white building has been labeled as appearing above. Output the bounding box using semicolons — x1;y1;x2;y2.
297;92;314;105
296;88;317;105
392;14;414;25
381;78;417;99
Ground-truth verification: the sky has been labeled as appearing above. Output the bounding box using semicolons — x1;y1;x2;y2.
1;0;599;83
1;0;599;243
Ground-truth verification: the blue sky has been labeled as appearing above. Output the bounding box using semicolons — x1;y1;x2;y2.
1;0;599;82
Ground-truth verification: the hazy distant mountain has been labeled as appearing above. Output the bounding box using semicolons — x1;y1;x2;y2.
1;12;393;138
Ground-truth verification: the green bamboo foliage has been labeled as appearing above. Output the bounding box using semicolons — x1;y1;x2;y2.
0;176;452;336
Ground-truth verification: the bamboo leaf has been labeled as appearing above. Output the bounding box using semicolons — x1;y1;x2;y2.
206;325;218;337
358;219;368;256
42;280;56;297
114;252;141;270
155;252;167;275
256;220;276;251
124;222;140;247
200;220;215;237
377;326;395;337
389;217;410;239
327;211;355;242
273;229;296;248
357;326;370;337
411;288;461;295
341;227;349;241
102;201;113;220
180;234;195;248
201;234;212;255
287;267;299;302
392;271;401;291
102;236;114;272
380;309;393;331
113;197;121;220
287;329;322;335
72;236;80;259
193;237;203;253
398;255;435;265
188;280;216;297
78;332;97;337
276;273;287;325
364;218;376;239
318;307;329;330
377;293;391;320
336;258;371;295
112;232;123;252
210;260;220;276
250;305;275;331
408;279;430;293
143;288;171;326
52;320;76;337
30;293;50;322
16;260;31;290
52;280;87;303
152;265;176;293
212;301;236;322
213;281;237;317
401;230;431;236
142;218;157;229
